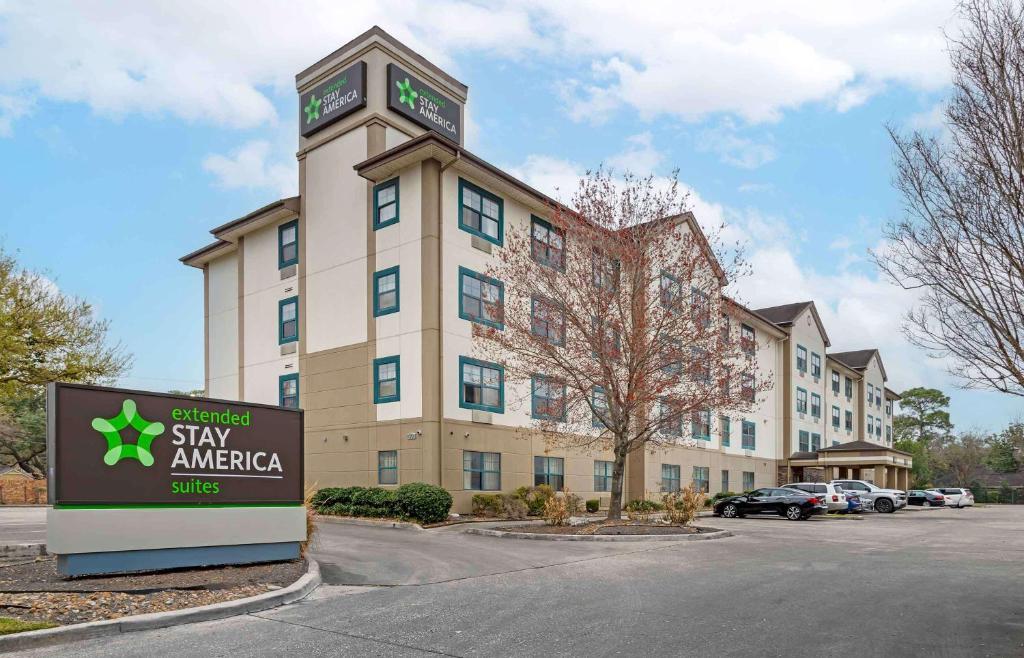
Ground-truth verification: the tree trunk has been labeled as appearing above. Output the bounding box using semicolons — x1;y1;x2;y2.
607;442;629;520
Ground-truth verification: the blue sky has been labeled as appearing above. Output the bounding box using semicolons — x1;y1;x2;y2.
0;1;1019;432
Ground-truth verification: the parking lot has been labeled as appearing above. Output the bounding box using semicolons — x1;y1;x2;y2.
14;504;1024;657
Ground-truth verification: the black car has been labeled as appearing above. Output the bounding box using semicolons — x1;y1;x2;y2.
713;487;826;521
907;489;946;507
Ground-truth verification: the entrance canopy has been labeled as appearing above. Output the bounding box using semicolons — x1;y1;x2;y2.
787;440;913;490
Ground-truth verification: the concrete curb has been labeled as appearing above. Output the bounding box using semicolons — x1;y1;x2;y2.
0;543;46;559
314;515;424;531
0;558;321;653
463;527;732;542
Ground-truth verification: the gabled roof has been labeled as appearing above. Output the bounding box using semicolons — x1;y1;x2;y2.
752;301;831;347
830;349;887;381
180;196;300;267
723;297;788;338
884;387;901;400
818;440;911;456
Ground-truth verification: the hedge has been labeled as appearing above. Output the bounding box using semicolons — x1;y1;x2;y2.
313;483;452;524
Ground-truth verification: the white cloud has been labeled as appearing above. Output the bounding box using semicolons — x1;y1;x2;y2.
829;236;853;251
604;132;664;173
0;94;31;137
737;182;773;194
202;140;296;197
0;1;957;136
697;120;777;169
906;102;947;132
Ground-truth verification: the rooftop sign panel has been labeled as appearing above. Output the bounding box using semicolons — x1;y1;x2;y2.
387;63;461;143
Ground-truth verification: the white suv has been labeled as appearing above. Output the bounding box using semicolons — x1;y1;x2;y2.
784;482;847;512
929;487;975;508
831;479;908;513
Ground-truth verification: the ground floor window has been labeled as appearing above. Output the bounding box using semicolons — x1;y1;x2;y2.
378;450;398;485
742;471;755;491
693;466;710;493
594;460;613;492
721;469;729;492
534;456;564;490
464;451;500;491
661;464;681;492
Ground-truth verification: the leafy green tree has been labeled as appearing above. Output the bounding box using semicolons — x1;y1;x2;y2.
893;387;953;445
895;437;933;488
987;433;1019;473
933;433;988;487
0;248;131;475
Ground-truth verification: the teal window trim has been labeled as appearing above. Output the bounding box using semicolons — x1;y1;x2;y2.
373;178;400;230
811;352;821;378
742;471;755;491
721;469;730;492
811;433;821;451
720;415;731;447
659;271;681;309
796;386;808;414
867;414;874;435
810;393;821;418
740;323;756;354
278;296;298;345
845;410;853;431
691;408;711;441
531;295;565;346
594;460;613;492
832;405;841;428
458;266;504;330
592;386;608;429
799;429;810;452
378;450;398;485
530;215;565;271
796;345;807;372
661;464;681;492
278;219;298;268
741;420;756;450
659;398;682;436
458;177;504;246
459;356;504;413
531;374;566;421
464;450;501;491
534;455;565;489
692;466;710;493
278;373;299;408
845;376;853;399
831;370;840;394
373;355;401;404
373;266;400;317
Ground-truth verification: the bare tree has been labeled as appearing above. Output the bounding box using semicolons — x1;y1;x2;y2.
876;0;1024;396
473;169;772;520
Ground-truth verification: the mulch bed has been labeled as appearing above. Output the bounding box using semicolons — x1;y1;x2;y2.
0;556;306;627
495;522;714;536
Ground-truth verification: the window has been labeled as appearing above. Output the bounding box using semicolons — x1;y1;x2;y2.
845;376;853;399
531;296;565;345
458;267;503;329
531;216;564;270
592;386;608;428
831;370;840;394
373;178;399;229
592;249;620;290
721;469;730;493
691;287;711;327
867;414;874;435
661;464;681;492
811;353;821;378
811;432;821;451
690;347;710;384
660;272;682;310
741;324;756;354
378;450;398;485
720;313;731;343
720;416;731;446
661;339;683;375
876;392;882;409
741;420;756;450
691;408;711;441
464;451;500;490
799;430;810;452
810;393;821;418
278;220;298;268
833;440;840;447
279;374;299;408
867;383;875;405
832;405;840;428
459;178;503;245
373;356;400;403
886;400;893;416
796;345;807;373
845;410;853;431
460;357;503;413
875;417;882;437
658;399;682;436
373;266;400;316
886;425;892;444
534;456;564;489
742;471;755;491
279;296;298;344
531;375;566;421
796;387;808;414
741;372;755;403
594;461;613;492
592;317;621;359
693;466;710;493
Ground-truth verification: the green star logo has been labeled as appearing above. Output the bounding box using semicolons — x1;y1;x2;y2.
304;94;322;125
396;78;418;111
91;399;165;467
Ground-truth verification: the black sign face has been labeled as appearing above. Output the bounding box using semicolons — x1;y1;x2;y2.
300;61;367;137
48;383;303;506
387;63;461;143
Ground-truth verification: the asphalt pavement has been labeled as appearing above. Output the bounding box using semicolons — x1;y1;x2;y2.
14;505;1024;657
0;506;45;544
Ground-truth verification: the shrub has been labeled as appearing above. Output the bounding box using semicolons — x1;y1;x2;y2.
311;486;368;510
563;491;582;516
471;494;504;516
586;499;600;513
501;495;529;520
625;497;663;522
351;487;399;515
543;493;571;526
514;485;555;516
395;482;453;524
707;491;737;507
663;483;706;526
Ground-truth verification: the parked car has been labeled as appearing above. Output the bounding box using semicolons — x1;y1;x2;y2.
907;489;946;507
929;487;975;508
842;490;864;513
713;487;827;521
831;479;908;513
783;482;847;513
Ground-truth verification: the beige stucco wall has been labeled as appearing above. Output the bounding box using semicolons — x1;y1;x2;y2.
788;307;828;453
861;356;887;446
206;252;239;399
824;361;859;446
